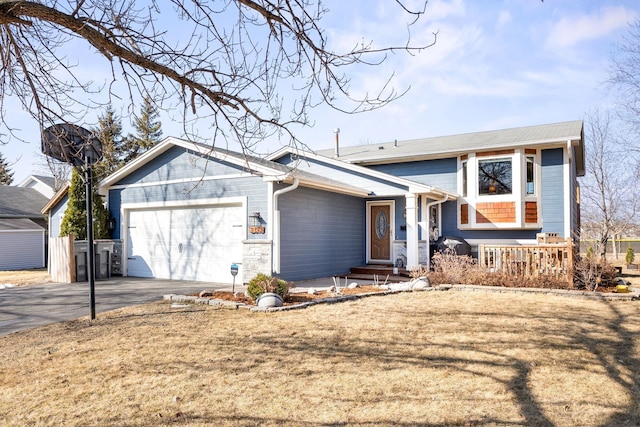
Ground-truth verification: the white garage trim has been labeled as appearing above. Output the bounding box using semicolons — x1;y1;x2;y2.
121;197;247;283
120;196;246;211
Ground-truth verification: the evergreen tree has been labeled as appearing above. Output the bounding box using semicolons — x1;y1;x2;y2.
60;168;110;240
124;97;163;163
93;105;125;180
0;151;14;185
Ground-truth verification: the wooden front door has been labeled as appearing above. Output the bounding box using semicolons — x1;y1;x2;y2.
369;203;392;262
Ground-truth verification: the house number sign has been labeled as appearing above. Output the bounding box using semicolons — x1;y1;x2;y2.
375;210;388;239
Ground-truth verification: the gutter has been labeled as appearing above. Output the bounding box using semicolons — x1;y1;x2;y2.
425;194;450;267
272;177;299;275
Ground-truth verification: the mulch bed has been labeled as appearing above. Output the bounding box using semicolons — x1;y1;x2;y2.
197;285;387;306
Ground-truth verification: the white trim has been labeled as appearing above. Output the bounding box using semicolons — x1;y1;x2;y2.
270;148;457;200
366;200;395;264
109;173;253;190
272;179;300;275
457;149;543;230
267;181;274;241
405;194;418;269
564;141;572;238
264;175;371;198
100;137;286;189
120;196;246;210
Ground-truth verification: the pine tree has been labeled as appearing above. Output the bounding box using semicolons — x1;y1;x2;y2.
124;96;163;163
93;105;125;181
0;151;14;185
60;168;110;240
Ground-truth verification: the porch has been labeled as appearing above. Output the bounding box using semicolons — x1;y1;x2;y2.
348;264;411;283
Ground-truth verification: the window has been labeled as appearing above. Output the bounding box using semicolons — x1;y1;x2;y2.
526;156;535;195
462;160;468;197
478;159;512;195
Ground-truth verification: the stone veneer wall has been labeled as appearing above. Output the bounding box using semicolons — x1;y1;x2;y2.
393;241;430;269
242;240;273;283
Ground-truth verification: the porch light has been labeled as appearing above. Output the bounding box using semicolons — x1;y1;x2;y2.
249;212;265;234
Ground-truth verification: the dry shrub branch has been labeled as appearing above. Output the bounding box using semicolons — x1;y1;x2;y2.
425;249;618;291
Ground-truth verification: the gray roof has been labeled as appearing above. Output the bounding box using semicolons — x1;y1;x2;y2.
198;143;373;195
0;218;44;231
0;187;50;219
32;175;57;189
317;120;584;165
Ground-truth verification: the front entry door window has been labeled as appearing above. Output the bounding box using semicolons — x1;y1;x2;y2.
370;204;391;262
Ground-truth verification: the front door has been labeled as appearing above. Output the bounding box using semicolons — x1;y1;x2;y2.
368;202;392;263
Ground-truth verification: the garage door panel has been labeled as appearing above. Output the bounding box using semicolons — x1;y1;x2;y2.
127;205;243;283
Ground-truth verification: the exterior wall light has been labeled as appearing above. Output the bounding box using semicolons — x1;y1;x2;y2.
249;212;265;234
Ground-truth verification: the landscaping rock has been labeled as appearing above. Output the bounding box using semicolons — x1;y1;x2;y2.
307;287;318;295
411;277;431;291
348;283;360;289
256;292;283;308
199;290;214;298
389;282;412;291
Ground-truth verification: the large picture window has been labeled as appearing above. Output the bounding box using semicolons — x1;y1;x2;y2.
478;158;512;195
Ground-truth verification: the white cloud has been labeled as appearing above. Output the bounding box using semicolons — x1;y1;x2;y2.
546;6;638;49
497;10;512;28
425;0;466;22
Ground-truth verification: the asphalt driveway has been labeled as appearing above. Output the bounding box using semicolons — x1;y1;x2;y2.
0;277;230;336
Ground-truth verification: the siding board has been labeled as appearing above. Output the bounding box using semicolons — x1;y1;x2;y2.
368;158;458;193
110;176;268;240
0;230;45;270
541;148;564;235
116;147;246;185
279;186;365;281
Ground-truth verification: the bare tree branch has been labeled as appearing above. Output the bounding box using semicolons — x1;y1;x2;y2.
0;0;434;156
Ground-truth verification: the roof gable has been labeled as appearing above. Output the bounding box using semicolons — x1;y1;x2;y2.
99;137;372;197
17;175;57;198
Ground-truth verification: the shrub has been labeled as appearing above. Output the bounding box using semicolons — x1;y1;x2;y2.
426;248;478;285
409;264;429;279
572;256;618;291
626;245;635;265
424;248;574;290
586;246;595;259
246;273;292;300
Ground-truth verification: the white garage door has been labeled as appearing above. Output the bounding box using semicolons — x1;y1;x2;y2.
126;204;244;283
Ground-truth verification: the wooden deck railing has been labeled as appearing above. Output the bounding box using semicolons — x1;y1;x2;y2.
478;238;573;282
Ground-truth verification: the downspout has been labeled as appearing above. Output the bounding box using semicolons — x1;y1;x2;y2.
272;178;299;276
425;194;449;268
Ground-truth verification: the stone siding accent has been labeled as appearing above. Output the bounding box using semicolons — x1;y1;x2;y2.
393;241;429;268
242;240;272;282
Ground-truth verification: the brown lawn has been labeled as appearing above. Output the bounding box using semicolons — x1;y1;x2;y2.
0;269;51;286
1;290;639;426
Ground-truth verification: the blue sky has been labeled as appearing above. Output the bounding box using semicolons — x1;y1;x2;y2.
2;0;640;184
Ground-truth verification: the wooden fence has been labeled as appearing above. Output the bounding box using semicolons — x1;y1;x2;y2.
478;238;574;282
48;235;76;283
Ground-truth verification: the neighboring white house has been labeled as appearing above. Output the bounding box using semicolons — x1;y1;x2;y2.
18;175;57;199
0;175;56;271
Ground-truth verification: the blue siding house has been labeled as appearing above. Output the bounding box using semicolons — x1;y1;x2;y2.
96;120;584;284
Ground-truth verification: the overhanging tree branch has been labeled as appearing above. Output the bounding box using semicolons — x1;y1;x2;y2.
0;0;434;153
